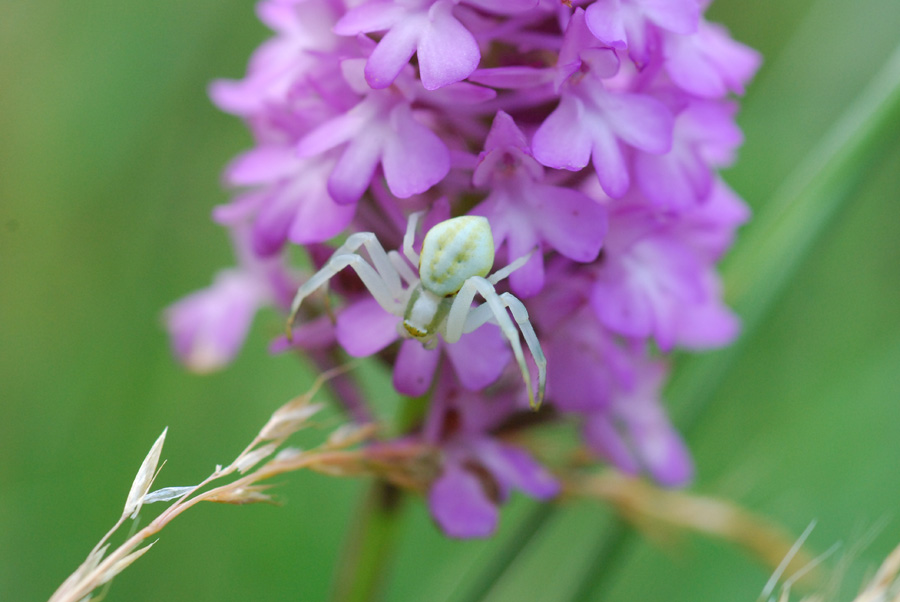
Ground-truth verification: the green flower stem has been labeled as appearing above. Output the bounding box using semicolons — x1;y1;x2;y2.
331;481;405;602
329;378;422;602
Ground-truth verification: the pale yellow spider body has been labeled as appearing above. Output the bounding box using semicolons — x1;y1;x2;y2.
287;213;546;408
402;216;494;340
418;216;495;296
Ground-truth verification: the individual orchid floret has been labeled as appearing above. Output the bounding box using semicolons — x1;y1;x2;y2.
334;0;481;91
393;323;512;396
165;227;293;372
589;200;740;351
335;0;540;91
532;9;673;198
163;223;296;372
664;18;762;98
469;6;619;93
165;269;267;373
665;270;741;349
633;99;743;209
471;111;607;297
530;272;635;412
583;357;693;486
585;0;700;66
296;58;451;203
215;147;354;254
674;178;751;260
424;369;559;537
210;0;349;125
429;437;559;536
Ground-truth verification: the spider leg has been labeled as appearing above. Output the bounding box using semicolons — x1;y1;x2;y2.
456;292;546;406
498;292;546;408
446;277;544;409
487;246;538;285
460;303;494;333
403;211;424;266
286;254;400;340
443;279;480;344
333;232;403;300
388;249;418;286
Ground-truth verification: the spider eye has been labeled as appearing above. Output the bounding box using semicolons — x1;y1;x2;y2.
419;216;495;296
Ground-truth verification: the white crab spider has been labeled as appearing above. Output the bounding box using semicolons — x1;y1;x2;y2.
286;212;547;408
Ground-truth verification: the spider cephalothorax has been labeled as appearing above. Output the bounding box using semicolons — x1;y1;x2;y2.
287;213;546;408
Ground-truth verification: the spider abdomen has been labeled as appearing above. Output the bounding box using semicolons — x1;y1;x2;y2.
419;216;495;296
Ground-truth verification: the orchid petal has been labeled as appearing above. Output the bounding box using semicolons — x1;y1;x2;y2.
445;324;511;390
335;298;400;357
532;95;592;171
382;105;450;198
393;339;440;396
418;3;481;90
428;461;498;538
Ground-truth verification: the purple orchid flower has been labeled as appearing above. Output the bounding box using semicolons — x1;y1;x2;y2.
664;18;762;98
633;99;744;209
215;149;354;254
295;58;452;203
169;0;760;536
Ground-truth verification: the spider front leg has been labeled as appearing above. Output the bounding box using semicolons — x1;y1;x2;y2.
286;251;403;340
497;292;546;407
445;276;546;409
388;250;418;286
452;248;537;330
332;232;403;297
402;211;424;266
487;247;537;285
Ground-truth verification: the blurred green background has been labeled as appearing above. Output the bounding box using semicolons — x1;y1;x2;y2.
2;0;899;600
